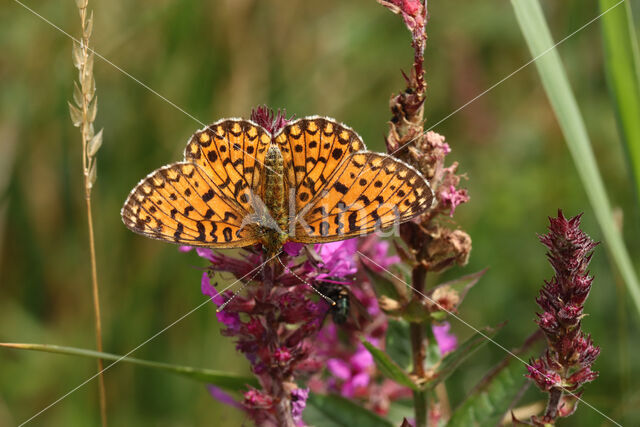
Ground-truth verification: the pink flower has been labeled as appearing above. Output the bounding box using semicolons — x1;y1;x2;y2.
200;272;242;331
207;385;243;410
315;239;358;278
432;322;457;354
326;343;375;398
327;358;352;380
359;236;401;272
439;185;469;217
291;387;309;426
378;0;426;35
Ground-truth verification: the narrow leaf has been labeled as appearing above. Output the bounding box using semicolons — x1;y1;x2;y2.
361;259;403;301
511;0;640;317
428;269;487;319
599;0;640;202
305;393;393;427
68;101;83;127
87;128;103;157
448;331;545;426
448;357;531;426
0;342;258;391
433;268;486;297
362;339;418;390
385;319;412;370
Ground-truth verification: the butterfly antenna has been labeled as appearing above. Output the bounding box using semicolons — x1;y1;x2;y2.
216;263;266;313
276;256;336;306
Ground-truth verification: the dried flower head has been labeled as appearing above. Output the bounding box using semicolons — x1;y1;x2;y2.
526;210;600;424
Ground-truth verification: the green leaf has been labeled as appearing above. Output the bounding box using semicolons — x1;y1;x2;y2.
511;0;640;318
434;269;487;296
426;325;501;389
429;269;487;319
361;258;402;301
600;0;640;203
424;324;442;369
386;400;414;426
385;319;412;370
362;339;418;390
447;356;530;426
447;331;545;426
305;393;393;427
0;342;257;392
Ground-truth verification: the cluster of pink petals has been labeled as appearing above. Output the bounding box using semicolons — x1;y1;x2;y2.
439;185;470;217
432;322;458;354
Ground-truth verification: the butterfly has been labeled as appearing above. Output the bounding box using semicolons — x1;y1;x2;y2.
121;116;433;258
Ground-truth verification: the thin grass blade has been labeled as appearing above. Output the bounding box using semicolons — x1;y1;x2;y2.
599;0;640;203
0;342;258;391
511;0;640;317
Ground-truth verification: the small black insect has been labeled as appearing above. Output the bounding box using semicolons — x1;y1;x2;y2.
315;278;371;327
316;282;351;324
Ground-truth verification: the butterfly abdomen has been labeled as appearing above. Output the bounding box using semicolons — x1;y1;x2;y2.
263;144;289;252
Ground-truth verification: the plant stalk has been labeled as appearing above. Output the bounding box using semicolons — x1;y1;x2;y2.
262;257;295;427
543;387;563;421
85;197;107;427
410;263;428;427
75;2;107;424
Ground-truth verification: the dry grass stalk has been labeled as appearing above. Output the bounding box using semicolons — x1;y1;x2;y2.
68;0;107;425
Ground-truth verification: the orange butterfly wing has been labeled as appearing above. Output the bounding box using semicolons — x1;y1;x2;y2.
273;117;364;213
291;152;433;243
121;119;271;247
184;119;271;210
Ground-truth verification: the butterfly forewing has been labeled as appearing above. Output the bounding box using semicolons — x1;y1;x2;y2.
122;120;269;247
184;119;271;210
274;117;365;214
292;151;433;243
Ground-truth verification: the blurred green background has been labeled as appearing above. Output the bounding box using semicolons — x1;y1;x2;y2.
1;0;639;425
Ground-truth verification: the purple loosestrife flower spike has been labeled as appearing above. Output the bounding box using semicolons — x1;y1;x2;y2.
527;210;600;424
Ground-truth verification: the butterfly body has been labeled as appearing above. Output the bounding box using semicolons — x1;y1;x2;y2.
121;116;434;254
261;143;289;257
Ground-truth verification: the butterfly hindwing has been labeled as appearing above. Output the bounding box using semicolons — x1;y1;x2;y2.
274;117;365;214
292;152;433;243
121;162;258;247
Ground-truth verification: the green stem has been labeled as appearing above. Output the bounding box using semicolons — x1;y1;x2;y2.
413;390;428;427
410;264;428;426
